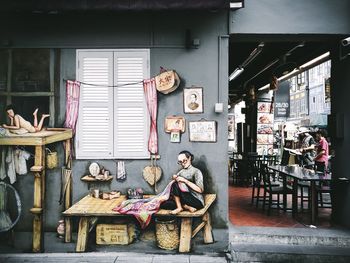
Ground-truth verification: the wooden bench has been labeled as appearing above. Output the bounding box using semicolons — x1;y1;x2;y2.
63;194;216;252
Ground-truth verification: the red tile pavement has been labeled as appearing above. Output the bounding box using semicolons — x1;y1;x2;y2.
229;184;334;228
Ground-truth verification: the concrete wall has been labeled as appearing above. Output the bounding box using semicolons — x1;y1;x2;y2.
0;11;229;250
331;47;350;228
230;0;350;34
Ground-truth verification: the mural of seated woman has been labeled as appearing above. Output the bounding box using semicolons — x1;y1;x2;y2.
161;150;204;214
2;104;50;133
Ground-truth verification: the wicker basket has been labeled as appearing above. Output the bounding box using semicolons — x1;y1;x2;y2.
46;149;58;169
155;218;179;250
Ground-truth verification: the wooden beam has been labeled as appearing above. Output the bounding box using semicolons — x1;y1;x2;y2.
203;212;214;244
76;217;89;252
191;221;206;239
179;218;192;253
32;215;42;252
0;91;54;97
64;138;72;243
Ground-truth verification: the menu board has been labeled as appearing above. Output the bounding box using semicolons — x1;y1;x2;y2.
256;102;274;155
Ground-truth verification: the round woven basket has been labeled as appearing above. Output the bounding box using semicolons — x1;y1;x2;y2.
155;218;179;250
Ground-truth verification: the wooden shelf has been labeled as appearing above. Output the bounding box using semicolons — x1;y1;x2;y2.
80;175;113;182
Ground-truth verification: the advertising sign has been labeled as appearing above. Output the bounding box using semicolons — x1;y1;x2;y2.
274;81;290;117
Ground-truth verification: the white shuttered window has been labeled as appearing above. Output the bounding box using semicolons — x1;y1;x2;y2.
76;49;150;159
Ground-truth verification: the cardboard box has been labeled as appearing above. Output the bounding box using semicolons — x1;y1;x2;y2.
96;223;135;245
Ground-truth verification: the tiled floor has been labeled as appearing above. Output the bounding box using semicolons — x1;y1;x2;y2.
229;183;334;228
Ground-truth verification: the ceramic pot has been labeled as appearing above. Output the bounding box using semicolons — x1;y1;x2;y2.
57;219;65;239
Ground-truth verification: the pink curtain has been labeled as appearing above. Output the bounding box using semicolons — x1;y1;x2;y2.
64;80;81;133
143;78;158;154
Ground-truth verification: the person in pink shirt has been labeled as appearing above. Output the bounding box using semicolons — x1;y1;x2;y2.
314;129;329;173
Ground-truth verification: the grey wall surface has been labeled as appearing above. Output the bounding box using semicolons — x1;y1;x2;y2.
331;48;350;228
0;11;229;251
230;0;350;34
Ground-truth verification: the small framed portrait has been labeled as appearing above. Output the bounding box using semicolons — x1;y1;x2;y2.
183;87;203;114
170;131;181;143
189;120;216;142
164;116;186;133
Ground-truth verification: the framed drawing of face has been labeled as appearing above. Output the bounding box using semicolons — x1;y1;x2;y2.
164;116;186;133
183;87;203;114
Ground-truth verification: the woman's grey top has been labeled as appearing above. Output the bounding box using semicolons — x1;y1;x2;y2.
177;165;204;205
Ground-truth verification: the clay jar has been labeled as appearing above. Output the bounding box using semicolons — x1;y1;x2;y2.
57;219;65;239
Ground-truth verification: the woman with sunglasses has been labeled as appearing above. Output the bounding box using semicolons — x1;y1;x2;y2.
161;150;204;214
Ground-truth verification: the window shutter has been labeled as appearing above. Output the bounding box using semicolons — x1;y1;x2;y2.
76;51;114;158
114;50;150;158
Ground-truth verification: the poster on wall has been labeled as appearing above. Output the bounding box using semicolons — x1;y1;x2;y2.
189;120;216;142
257;101;274;155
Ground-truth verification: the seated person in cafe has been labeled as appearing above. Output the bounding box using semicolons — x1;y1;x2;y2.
314;129;329;174
160;150;204;215
298;131;316;169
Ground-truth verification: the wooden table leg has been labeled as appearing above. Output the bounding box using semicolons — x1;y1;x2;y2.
64;139;72;243
292;178;298;218
179;218;192;253
203;212;214;244
282;174;287;211
310;181;317;225
76;217;90;252
32;145;45;252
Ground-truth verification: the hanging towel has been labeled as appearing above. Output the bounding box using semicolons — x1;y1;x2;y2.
5;148;16;184
14;149;31;175
143;78;158;154
116;161;126;181
64;80;81;134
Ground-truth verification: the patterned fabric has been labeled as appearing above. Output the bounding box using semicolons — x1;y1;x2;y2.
143;78;158;154
177;165;204;206
64;80;81;134
113;180;175;229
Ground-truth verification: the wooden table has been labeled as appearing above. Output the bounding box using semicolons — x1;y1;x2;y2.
63;194;216;253
0;128;73;252
268;165;332;225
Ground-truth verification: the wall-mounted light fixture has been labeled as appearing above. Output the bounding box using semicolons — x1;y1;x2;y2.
229;42;264;82
229;67;244;81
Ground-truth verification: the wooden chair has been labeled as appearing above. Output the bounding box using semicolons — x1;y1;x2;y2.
252;156;279;208
261;164;293;215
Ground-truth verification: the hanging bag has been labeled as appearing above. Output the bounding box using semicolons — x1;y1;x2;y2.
142;156;162;192
46;148;58;169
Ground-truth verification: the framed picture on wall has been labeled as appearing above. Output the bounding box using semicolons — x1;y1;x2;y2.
189;119;216;142
183;87;203;114
164;116;186;133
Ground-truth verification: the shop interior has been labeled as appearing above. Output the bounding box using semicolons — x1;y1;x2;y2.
227;35;344;228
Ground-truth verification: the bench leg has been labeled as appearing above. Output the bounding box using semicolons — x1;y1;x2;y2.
203;212;214;244
76;217;89;252
179;218;192;253
65;218;72;243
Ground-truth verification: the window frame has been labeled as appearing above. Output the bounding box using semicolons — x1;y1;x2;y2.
0;49;56;126
75;49;151;160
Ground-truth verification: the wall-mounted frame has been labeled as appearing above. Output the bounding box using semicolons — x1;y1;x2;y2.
183;87;203;114
189;119;216;142
164;116;186;133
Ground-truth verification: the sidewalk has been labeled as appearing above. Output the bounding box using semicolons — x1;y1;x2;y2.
0;252;228;263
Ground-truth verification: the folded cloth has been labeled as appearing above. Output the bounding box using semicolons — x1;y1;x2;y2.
113;180;175;229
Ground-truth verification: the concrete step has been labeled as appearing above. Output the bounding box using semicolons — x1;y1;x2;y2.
230;226;350;247
229;243;350;263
